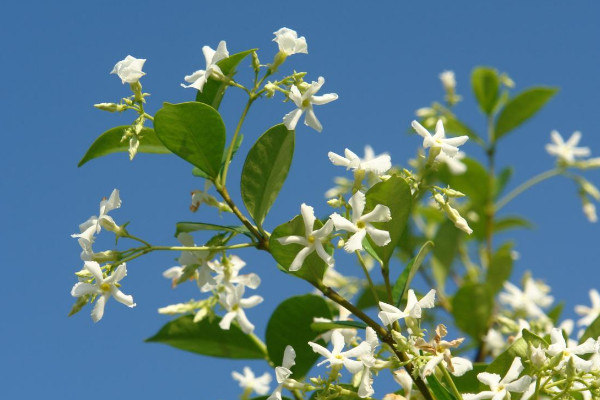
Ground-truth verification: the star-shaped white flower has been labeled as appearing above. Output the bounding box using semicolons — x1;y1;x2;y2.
328;146;392;175
463;357;533;400
181;40;229;92
71;261;135;322
232;367;272;396
438;150;467;174
72;189;122;257
273;28;308;56
377;289;436;326
575;289;600;327
208;255;261;291
546;328;597;372
162;232;216;289
219;284;263;334
546;130;590;164
111;55;146;84
417;325;472;379
308;330;372;374
499;276;553;319
268;345;296;400
283;77;338;132
277;203;334;271
357;327;379;398
412;119;468;158
330;191;391;253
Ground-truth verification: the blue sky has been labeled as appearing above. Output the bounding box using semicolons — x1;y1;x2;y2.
2;1;600;399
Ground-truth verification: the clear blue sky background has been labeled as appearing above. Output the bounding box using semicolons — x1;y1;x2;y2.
2;1;599;399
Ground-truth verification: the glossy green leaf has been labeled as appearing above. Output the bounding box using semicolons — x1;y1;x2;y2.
393;241;434;306
265;295;332;378
362;238;384;266
452;284;494;340
426;375;457;400
493;216;533;233
174;222;252;238
192;133;243;178
494;167;513;199
356;285;388;309
310;320;367;333
154;102;226;179
195;49;256;109
471;67;500;115
269;215;331;284
580;315;600;343
495;87;558;140
78;126;170;167
486;242;513;294
431;220;461;291
443;114;482;144
146;315;266;359
241;124;295;226
486;338;527;376
365;176;412;266
548;301;564;325
522;329;549;348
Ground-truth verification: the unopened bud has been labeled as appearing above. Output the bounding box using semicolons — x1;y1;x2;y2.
337;239;345;249
444;188;466;197
270;51;287;73
415;107;435;118
529;345;547;368
91;250;120;263
94;102;126;112
251;51;260;73
581;179;600;201
327;198;343;208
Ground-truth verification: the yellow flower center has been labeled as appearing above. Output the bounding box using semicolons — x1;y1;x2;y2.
307;235;316;244
100;283;111;293
335;354;344;360
302;98;311;108
356;221;366;229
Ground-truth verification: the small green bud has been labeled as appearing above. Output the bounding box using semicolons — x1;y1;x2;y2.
270;51;287;73
94;102;126;112
336;239;345;249
251;51;260;73
68;295;90;317
327;198;343;208
91;250;120;263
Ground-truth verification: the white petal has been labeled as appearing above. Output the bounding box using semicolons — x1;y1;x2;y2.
304;108;322;132
283;108;303;130
282;345;296;369
308;341;331;359
412;120;433;139
202;45;216;66
328;151;351;168
331;330;345;354
277;235;308;246
342;358;364;374
358;368;374;398
314;218;335;238
235;309;255;334
219;311;236;330
330;213;358;233
315;242;334;267
448;357;473;376
288;85;303;107
443;136;469;147
361;205;391;223
71;282;98;297
504;375;533;393
110;287;135;307
344;230;367;252
84;261;103;282
105;263;127;284
349;191;366;221
360;154;392;174
365;226;391;247
311;93;338;105
501;357;524;384
212;40;229;63
240;295;264;309
91;294;108;323
300;203;316;235
418;289;437;309
289;246;313;271
477;372;501;388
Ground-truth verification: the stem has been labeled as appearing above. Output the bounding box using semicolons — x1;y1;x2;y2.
440;364;463;400
355;251;380;305
126;234;152;247
220;98;254;187
142;112;154;121
495;169;561;211
248;333;271;365
312;282;434;400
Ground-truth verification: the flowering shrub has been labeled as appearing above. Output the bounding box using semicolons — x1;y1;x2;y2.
70;28;600;400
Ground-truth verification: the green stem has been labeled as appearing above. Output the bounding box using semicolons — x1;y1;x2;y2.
495;169;561;211
125;234;152;247
142;112;154;121
220;98;255;187
440;364;463;400
355;251;380;306
248;333;271;365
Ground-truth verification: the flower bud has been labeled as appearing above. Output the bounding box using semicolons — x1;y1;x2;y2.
270;51;288;73
337;238;345;249
327;198;343;208
91;250;120;263
529;345;547;368
94;102;125;112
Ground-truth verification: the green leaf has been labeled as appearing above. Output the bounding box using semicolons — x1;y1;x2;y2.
269;215;332;284
356;285;388;309
265;295;332;378
146;315;266;359
174;222;252;238
78;126;170;167
495;87;558;140
241;124;295;226
362;238;384;266
195;49;256;109
493;216;533;233
154;102;226;179
310;320;367;333
522;329;549;348
547;301;564;325
580;315;600;343
444;158;489;207
192;133;243;179
442;113;484;145
365;176;412;266
494;167;513;199
426;375;458;400
431;220;461;292
452;284;494;340
485;242;513;294
393;241;434;306
486;338;527;376
453;363;487;393
471;67;500;115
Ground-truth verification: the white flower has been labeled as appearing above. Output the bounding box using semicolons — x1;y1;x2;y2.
163;232;215;289
417;325;472;379
308;330;372;374
232;367;272;396
72;189;122;257
268;345;296;400
324;176;353;199
439;70;456;92
218;284;263;334
111;55;146;84
438;151;467;174
377;289;436;327
499;276;553;319
208;255;261;290
575;289;600;327
545;130;590;164
330;191;391;253
273;28;308;56
357;327;379;398
412;119;468;158
583;202;598;223
277;204;334;271
546;328;597;372
71;262;135;322
483;328;506;357
392;369;413;398
463;357;533;400
181;40;229;92
328;146;392;175
314;305;357;345
283;77;338;132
